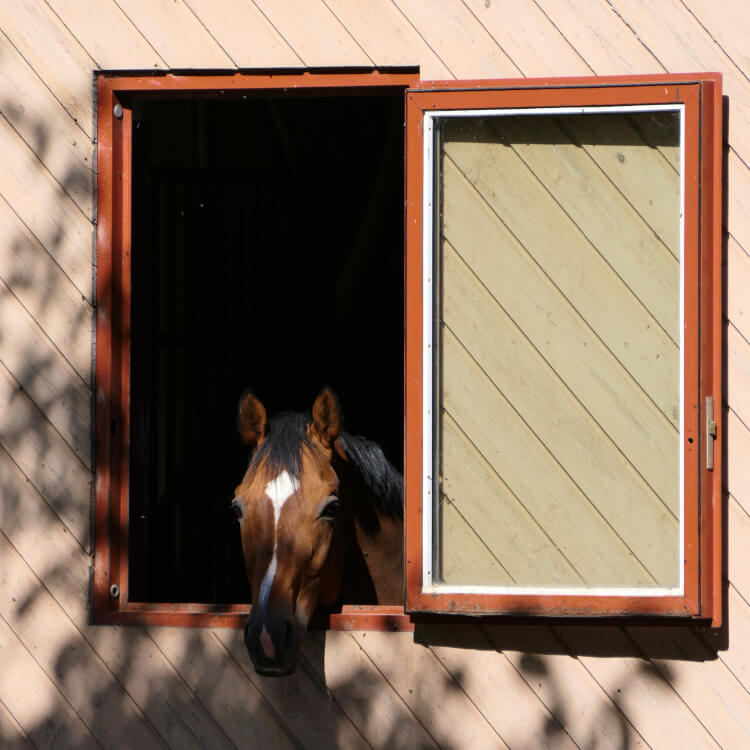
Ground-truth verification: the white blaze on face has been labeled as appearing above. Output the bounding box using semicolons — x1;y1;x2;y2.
266;470;301;520
257;470;300;634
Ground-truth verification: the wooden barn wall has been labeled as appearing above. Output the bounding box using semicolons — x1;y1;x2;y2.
439;113;682;588
0;1;747;747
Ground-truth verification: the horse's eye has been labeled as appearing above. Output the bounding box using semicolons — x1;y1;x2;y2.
231;498;244;521
318;497;341;522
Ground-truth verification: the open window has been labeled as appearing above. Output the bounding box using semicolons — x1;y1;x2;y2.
94;70;416;628
95;71;722;629
404;75;723;624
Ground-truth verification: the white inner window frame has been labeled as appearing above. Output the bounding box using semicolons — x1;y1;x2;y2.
421;103;686;598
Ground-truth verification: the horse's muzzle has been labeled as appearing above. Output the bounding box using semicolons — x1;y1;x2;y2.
244;615;299;676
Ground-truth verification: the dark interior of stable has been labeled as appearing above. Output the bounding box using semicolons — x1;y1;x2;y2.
128;91;405;604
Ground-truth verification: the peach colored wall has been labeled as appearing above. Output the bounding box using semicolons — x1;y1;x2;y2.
0;2;748;747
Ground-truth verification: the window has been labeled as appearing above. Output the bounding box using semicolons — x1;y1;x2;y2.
94;70;416;629
404;75;723;623
95;71;722;629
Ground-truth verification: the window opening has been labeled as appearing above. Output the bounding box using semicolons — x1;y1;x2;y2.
127;92;405;605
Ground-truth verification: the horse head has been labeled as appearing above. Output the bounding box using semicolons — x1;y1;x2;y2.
232;387;402;676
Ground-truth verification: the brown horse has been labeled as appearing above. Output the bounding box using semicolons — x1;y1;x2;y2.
232;388;403;676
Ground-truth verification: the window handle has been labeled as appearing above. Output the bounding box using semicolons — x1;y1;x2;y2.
706;396;717;471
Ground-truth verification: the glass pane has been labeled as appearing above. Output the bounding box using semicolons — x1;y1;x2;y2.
434;110;681;590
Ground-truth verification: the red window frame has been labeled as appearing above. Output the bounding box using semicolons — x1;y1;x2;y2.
404;74;723;625
93;69;419;630
95;71;722;630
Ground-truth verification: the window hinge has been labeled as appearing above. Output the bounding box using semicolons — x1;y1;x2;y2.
706;396;717;471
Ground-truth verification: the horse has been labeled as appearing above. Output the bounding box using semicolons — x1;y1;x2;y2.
231;387;403;676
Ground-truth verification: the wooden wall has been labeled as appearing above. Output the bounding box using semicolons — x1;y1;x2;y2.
439;112;681;587
0;1;748;747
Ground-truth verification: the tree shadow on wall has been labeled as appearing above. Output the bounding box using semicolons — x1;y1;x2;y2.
0;88;736;750
0;87;425;750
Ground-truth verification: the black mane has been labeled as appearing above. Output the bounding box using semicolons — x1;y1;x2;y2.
248;411;402;519
337;432;403;520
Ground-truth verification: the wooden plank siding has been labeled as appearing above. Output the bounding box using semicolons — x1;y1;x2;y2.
438;111;681;587
0;1;747;748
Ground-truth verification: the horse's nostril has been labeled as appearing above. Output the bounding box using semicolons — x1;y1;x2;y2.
243;621;252;648
283;621;294;650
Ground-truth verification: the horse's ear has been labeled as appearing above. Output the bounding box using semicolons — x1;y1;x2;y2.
238;391;267;447
311;387;341;448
